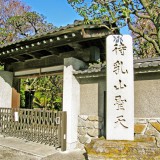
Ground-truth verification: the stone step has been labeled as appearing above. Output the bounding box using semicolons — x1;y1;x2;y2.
85;139;160;160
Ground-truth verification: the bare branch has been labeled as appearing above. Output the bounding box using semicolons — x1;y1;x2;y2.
128;21;160;54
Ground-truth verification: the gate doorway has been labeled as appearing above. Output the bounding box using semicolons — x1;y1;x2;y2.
0;108;67;151
20;73;63;111
0;70;66;151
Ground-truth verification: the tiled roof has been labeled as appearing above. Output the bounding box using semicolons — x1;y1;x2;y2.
74;62;106;75
0;20;106;50
0;20;113;66
74;57;160;75
134;57;160;68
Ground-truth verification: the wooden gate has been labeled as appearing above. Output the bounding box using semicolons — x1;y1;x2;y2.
0;108;67;151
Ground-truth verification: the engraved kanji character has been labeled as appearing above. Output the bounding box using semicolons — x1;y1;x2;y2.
114;79;127;90
115;115;128;129
114;95;127;110
113;61;128;75
112;36;127;55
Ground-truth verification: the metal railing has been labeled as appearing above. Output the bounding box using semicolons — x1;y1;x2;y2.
0;108;66;151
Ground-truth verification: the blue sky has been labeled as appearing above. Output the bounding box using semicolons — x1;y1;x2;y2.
21;0;83;27
21;0;129;34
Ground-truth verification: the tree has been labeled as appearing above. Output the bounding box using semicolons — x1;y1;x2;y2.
7;12;54;38
68;0;160;57
0;0;29;44
0;0;54;45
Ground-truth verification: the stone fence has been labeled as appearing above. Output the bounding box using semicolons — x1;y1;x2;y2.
77;116;160;159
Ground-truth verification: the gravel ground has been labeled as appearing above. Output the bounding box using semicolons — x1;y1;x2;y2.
41;150;87;160
0;146;39;160
0;146;87;160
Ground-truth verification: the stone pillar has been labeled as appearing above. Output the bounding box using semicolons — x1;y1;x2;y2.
63;57;86;150
0;71;13;108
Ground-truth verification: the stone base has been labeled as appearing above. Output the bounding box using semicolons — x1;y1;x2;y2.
77;115;104;149
85;138;160;160
135;118;160;148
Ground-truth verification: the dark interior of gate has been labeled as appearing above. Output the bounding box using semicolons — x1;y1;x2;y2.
0;21;117;151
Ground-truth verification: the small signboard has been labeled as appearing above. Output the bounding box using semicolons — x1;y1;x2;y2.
14;112;19;122
106;35;134;140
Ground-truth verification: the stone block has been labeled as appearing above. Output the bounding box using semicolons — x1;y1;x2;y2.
148;119;158;123
150;122;160;132
78;127;86;135
93;121;99;129
134;134;156;143
78;118;86;127
145;124;160;137
88;115;99;121
79;135;91;144
156;137;160;148
86;121;94;128
79;115;88;121
87;128;98;137
134;118;147;124
79;135;88;144
134;123;147;134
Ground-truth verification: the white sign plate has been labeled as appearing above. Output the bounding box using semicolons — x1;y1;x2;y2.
14;112;19;122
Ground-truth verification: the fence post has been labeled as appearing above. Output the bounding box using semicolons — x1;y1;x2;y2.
60;111;67;151
57;111;61;147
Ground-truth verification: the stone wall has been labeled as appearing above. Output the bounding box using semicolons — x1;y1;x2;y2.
77;117;160;152
77;115;104;149
84;118;160;159
135;118;160;148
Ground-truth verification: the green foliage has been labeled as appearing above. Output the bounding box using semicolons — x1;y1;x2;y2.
0;65;4;70
20;75;63;111
68;0;160;57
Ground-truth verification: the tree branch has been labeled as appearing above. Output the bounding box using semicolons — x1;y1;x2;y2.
128;21;160;54
134;11;151;19
139;0;153;18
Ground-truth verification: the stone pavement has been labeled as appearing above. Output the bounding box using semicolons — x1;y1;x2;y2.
0;135;87;160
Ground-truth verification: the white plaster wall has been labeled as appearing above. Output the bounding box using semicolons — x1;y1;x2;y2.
80;83;98;115
79;77;106;117
135;78;160;118
0;71;13;108
63;57;86;150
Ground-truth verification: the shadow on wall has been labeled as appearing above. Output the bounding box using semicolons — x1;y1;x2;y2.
0;71;13;108
0;71;13;87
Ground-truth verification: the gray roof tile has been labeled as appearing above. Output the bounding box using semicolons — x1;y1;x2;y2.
74;57;160;75
0;21;96;49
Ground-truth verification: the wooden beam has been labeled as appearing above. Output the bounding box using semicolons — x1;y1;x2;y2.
68;42;84;51
11;56;26;62
14;65;64;77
